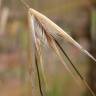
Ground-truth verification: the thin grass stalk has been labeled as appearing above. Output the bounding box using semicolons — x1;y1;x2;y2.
20;0;30;9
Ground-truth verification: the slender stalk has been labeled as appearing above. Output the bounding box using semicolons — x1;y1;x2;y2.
20;0;30;9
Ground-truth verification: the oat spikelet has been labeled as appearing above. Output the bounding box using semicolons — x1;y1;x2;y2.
28;8;96;96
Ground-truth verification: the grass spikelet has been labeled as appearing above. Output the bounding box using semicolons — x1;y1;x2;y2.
28;7;96;96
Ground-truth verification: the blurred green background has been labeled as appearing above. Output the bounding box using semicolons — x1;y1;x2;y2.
0;0;96;96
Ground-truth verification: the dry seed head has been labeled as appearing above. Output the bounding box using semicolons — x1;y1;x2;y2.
29;8;96;63
28;8;96;96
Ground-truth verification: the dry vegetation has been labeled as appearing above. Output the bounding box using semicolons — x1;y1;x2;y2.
0;0;96;96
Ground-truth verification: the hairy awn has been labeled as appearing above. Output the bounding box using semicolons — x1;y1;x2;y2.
20;0;96;96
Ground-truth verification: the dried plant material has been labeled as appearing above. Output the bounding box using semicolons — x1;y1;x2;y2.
28;8;96;96
29;8;96;63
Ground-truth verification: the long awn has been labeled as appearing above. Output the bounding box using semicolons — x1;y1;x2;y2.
20;0;96;96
